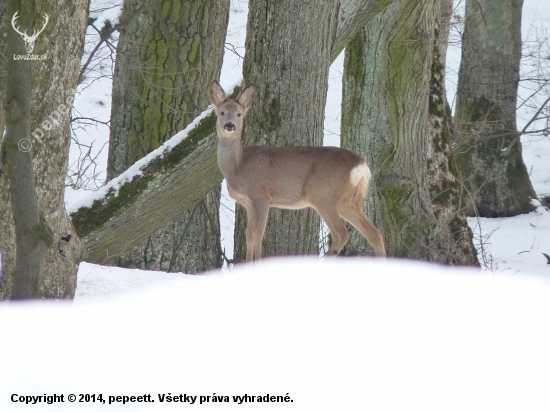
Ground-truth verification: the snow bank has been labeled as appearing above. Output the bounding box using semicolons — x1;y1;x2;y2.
1;258;549;411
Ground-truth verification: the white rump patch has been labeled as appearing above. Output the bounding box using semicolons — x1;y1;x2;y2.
349;162;371;186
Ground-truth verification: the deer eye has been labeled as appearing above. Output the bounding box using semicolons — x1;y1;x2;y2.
220;111;225;116
237;113;242;117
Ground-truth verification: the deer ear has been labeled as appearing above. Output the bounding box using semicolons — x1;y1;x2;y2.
210;81;226;107
237;83;255;110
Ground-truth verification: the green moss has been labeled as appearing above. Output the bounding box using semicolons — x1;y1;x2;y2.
342;29;365;132
449;215;468;244
171;0;180;23
188;34;200;63
431;177;461;207
243;63;252;84
464;95;502;123
378;144;396;174
379;183;416;244
265;96;281;132
30;223;54;247
378;184;433;257
72;179;150;238
447;152;460;181
161;112;216;168
161;0;171;18
155;37;169;60
429;44;446;118
504;153;536;213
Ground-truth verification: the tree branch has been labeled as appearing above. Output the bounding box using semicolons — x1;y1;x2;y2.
331;0;394;62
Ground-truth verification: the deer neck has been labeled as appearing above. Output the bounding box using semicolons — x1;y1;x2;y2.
217;135;244;180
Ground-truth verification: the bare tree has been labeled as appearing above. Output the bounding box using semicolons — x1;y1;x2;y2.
1;0;88;299
454;0;538;217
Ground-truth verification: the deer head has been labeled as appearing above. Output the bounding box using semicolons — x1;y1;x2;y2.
11;11;49;54
210;81;255;140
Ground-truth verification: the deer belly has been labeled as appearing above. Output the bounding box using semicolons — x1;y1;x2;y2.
259;183;309;209
228;183;309;209
270;198;310;210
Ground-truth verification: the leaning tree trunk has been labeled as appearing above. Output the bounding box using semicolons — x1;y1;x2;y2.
454;0;536;217
107;0;228;273
232;0;341;262
0;0;87;299
340;0;477;263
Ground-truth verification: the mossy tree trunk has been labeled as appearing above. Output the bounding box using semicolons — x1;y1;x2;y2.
454;0;537;217
0;0;88;299
340;0;477;264
107;0;228;273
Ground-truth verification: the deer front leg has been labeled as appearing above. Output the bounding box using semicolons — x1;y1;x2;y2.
250;201;270;261
244;206;256;262
243;200;269;262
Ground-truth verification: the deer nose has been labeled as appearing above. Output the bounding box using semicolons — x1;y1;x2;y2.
224;122;235;132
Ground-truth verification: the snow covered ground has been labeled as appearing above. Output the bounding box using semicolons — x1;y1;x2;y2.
1;1;550;410
3;259;550;411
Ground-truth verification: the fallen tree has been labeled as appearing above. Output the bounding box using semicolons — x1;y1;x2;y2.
72;110;221;264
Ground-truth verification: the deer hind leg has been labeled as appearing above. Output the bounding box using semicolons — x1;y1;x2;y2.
245;201;270;262
338;201;386;257
316;208;350;256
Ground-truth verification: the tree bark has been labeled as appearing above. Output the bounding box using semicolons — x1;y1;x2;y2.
425;0;478;264
107;0;228;273
454;0;537;217
2;0;50;298
340;0;477;264
71;0;393;264
0;0;88;299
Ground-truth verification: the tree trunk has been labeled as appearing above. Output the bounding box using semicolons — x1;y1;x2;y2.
340;0;477;264
454;0;536;217
0;0;88;299
232;0;340;262
107;0;228;273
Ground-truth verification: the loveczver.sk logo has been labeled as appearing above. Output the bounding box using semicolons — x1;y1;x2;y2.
11;10;48;60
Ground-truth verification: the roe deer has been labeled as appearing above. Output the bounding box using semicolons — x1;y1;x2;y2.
211;80;386;262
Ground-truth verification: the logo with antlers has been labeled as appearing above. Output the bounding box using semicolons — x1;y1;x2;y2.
11;11;49;55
